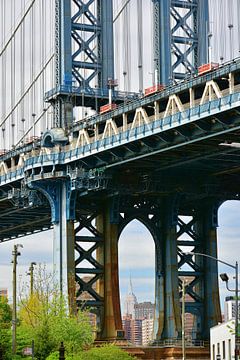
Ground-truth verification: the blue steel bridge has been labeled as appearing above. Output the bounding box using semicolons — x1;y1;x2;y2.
0;0;240;344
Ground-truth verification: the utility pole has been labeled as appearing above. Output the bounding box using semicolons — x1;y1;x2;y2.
182;278;186;360
12;244;23;356
28;262;36;296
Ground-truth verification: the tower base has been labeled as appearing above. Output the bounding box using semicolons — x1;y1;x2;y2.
122;346;210;360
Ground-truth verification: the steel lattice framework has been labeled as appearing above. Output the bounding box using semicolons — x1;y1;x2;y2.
51;0;114;128
153;0;209;84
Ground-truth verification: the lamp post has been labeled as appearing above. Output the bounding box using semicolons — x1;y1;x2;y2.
186;252;238;360
182;278;186;360
12;244;23;355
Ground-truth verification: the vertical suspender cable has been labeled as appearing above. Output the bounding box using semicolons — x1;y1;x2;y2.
51;0;54;128
237;0;240;52
31;1;36;138
40;0;43;133
1;0;6;150
137;0;143;93
228;0;234;60
21;0;25;140
123;4;130;92
113;0;120;92
42;0;46;131
11;0;16;147
219;0;225;63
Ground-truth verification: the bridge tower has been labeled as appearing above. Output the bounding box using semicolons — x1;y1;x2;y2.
153;0;209;84
37;0;221;343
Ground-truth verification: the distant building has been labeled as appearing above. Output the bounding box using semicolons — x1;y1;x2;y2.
210;320;235;360
0;288;8;299
134;301;154;320
224;296;240;321
122;278;155;345
123;278;137;318
122;315;142;345
142;318;154;345
122;315;132;341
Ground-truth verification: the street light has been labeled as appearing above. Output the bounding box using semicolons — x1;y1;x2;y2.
220;265;239;360
186;252;239;360
182;278;186;360
12;244;23;355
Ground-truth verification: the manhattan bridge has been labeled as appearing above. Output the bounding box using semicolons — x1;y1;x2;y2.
0;0;240;346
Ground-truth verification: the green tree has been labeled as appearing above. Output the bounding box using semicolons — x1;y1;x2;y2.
0;296;12;359
78;344;137;360
17;265;93;359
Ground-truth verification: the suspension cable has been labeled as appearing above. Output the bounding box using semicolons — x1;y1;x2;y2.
0;55;54;128
137;0;143;92
15;105;51;147
0;0;36;57
113;0;131;23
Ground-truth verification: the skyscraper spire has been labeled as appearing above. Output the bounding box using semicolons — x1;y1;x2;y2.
130;272;133;294
124;273;137;317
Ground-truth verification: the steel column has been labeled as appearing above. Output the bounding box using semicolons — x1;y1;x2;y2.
27;179;76;312
53;182;76;313
96;202;122;339
54;0;73;129
161;198;181;339
154;217;165;340
152;0;171;86
100;1;114;88
194;203;221;339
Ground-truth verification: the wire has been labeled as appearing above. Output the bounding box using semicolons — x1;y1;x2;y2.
137;0;143;92
0;0;36;57
0;55;54;128
11;0;16;147
113;0;131;23
1;0;6;149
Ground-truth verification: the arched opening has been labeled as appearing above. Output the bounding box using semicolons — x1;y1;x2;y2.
118;219;155;345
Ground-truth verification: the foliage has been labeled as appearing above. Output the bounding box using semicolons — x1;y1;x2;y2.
77;344;137;360
0;296;12;359
226;320;240;336
47;345;136;360
45;351;59;360
17;265;93;359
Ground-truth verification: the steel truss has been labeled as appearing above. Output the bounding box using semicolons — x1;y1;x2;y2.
177;202;221;339
153;0;208;84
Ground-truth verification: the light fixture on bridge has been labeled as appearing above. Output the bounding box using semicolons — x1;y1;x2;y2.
220;273;229;282
185;251;239;360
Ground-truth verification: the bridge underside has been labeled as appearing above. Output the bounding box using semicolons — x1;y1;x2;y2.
2;59;240;342
1;125;240;341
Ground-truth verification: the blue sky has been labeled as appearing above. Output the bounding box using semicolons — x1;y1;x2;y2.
0;200;239;314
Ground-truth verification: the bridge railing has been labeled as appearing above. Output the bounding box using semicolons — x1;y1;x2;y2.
1;89;240;185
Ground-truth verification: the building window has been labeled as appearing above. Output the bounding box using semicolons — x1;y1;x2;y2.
228;339;231;360
223;341;225;359
217;343;220;355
